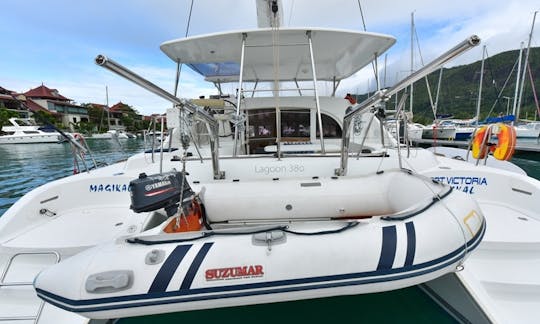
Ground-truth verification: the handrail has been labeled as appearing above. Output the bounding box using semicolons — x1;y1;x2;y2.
336;35;480;176
95;55;224;179
0;251;60;323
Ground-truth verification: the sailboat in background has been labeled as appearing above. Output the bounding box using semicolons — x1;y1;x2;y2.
390;13;457;141
512;11;540;138
514;57;540;138
86;86;134;140
515;120;540;138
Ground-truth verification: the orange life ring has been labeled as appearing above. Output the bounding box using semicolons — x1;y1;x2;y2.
163;200;203;233
471;126;490;159
471;123;516;161
491;123;516;161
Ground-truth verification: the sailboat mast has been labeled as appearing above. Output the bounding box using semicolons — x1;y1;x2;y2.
516;10;538;123
475;46;486;124
106;85;110;129
434;68;443;114
410;12;414;115
512;42;524;122
528;63;540;119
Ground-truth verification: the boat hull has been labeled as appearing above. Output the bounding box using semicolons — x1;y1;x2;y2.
515;130;540;138
422;127;456;140
34;172;485;319
0;134;61;144
515;122;540;138
35;218;485;319
454;128;474;141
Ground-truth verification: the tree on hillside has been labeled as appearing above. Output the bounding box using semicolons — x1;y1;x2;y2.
392;47;540;123
0;108;19;127
113;103;145;131
81;103;107;132
32;110;58;127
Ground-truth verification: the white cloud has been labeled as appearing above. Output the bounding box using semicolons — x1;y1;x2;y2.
1;0;538;115
332;0;539;95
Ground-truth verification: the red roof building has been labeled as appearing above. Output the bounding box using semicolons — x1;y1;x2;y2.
23;84;88;130
143;113;166;124
87;102;131;131
109;102;126;112
0;86;29;118
88;103;108;111
25;98;60;115
23;84;70;101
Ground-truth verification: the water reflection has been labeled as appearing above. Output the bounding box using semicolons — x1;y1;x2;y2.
0;139;146;216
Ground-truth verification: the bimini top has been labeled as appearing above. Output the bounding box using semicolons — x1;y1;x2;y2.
160;27;396;83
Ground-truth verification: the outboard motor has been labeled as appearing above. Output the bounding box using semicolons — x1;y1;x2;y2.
129;170;193;217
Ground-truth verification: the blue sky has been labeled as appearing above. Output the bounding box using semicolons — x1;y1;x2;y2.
1;0;538;115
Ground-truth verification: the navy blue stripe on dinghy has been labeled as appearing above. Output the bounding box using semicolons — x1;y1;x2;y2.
148;244;192;293
377;225;397;270
35;220;486;314
180;242;214;290
404;222;416;267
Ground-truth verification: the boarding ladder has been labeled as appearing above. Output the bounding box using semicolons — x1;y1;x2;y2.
0;252;60;323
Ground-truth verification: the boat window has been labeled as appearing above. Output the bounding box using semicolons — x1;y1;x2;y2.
247;108;312;154
247;109;276;154
18;119;36;126
247;109;276;139
281;109;310;138
23;131;40;134
316;114;342;138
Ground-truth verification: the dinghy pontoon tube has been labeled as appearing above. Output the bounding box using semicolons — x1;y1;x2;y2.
34;169;485;319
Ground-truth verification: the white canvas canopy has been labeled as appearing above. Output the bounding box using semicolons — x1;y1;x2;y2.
160;27;396;83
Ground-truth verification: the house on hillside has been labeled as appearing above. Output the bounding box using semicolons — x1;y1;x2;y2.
22;84;88;130
85;103;117;132
109;102;144;131
143;113;166;123
85;101;145;132
108;102;129;130
0;86;28;118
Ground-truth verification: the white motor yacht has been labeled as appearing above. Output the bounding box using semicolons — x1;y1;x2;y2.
0;118;63;144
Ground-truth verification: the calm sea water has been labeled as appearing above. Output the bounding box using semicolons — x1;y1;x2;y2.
0;138;538;323
0;139;147;216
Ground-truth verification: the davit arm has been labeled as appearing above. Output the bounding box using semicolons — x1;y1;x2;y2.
95;55;224;179
336;35;481;176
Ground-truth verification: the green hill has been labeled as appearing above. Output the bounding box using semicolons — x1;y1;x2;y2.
357;47;540;125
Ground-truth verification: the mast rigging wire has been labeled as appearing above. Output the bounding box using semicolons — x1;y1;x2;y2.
173;0;195;96
356;1;379;91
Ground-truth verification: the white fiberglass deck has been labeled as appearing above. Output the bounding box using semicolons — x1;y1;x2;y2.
458;202;540;324
2;207;146;250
